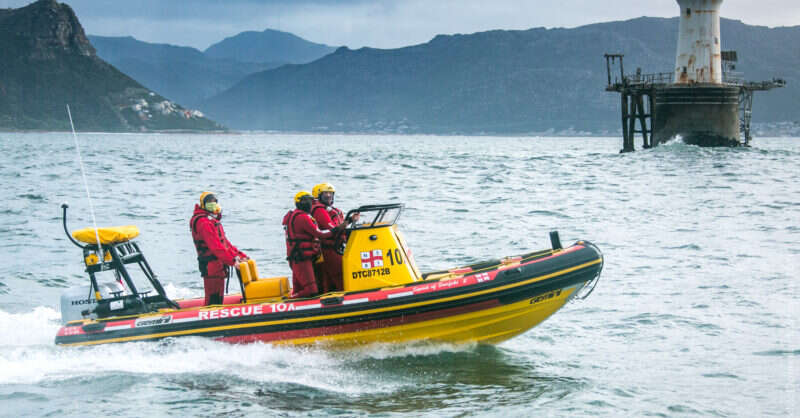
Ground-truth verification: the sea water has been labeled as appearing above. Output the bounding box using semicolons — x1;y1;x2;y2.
0;133;797;416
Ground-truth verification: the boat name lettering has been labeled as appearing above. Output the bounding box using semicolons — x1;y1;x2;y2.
352;267;391;279
530;290;562;305
199;305;264;320
437;280;457;289
62;327;81;336
135;315;172;327
270;303;296;313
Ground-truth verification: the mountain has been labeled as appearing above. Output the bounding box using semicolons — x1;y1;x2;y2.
0;0;223;132
203;17;799;134
89;35;281;108
204;29;337;64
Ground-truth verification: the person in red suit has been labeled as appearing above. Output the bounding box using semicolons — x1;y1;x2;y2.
310;183;358;292
282;191;347;298
190;192;248;305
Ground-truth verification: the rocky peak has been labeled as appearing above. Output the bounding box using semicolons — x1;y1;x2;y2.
0;0;95;59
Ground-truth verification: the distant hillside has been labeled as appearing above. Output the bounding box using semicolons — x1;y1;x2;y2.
90;35;281;108
203;17;799;134
0;0;223;132
204;29;337;64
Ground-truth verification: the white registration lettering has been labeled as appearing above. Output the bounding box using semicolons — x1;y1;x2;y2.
271;303;296;313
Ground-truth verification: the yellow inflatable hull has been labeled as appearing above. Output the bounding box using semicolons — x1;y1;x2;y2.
276;284;581;347
55;242;602;347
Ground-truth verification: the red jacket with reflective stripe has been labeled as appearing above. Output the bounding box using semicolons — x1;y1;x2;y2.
190;204;245;266
311;201;345;249
283;208;335;261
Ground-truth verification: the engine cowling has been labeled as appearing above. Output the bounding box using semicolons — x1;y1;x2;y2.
59;281;124;324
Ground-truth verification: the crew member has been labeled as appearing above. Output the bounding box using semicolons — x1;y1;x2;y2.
190;192;248;305
310;182;355;292
282;191;346;298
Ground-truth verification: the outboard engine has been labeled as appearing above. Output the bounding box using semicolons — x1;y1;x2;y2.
60;281;125;324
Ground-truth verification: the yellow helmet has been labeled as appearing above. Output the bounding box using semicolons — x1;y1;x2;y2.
199;191;221;214
294;190;313;203
199;191;215;206
312;183;335;199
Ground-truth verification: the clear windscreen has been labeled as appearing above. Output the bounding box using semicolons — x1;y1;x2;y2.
350;205;402;229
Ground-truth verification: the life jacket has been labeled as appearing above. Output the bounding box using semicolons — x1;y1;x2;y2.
329;206;347;253
282;209;322;262
328;206;345;225
190;209;224;276
311;202;346;251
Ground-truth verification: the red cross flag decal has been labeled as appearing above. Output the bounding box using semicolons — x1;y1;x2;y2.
361;249;384;269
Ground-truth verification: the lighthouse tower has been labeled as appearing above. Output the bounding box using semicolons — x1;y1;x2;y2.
674;0;723;84
652;0;740;146
604;0;785;150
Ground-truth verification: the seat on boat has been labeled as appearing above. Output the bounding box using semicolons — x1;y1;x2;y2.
238;259;289;301
72;225;140;245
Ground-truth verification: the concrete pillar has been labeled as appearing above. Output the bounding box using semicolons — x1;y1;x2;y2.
653;85;740;146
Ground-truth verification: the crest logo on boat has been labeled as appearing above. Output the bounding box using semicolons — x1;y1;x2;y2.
529;290;562;305
360;250;383;269
135;315;173;327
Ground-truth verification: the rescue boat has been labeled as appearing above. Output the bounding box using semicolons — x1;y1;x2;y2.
55;203;603;347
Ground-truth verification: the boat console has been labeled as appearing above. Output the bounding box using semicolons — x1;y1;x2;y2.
341;203;423;291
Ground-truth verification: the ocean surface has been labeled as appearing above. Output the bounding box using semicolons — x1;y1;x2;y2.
0;132;797;417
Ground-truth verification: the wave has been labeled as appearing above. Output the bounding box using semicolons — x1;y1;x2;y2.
17;193;45;201
527;209;571;219
0;304;484;392
0;306;62;347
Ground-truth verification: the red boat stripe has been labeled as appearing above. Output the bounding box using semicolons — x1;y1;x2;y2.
216;299;501;344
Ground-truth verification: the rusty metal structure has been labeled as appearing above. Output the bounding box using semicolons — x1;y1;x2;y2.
605;0;785;152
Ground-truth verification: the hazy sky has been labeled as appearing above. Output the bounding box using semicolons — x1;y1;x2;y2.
3;0;798;50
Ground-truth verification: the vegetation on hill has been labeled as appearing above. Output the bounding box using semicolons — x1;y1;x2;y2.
0;0;223;132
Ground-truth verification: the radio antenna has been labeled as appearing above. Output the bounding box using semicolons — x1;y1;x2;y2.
66;105;103;253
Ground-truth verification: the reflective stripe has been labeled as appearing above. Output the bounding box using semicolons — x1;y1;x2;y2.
343;298;369;305
294;303;322;311
104;324;132;331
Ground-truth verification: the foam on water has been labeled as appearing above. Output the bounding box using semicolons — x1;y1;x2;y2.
0;306;62;346
162;282;202;301
0;314;388;393
0;303;477;395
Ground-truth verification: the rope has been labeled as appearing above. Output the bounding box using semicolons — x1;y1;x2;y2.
66;105;103;254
